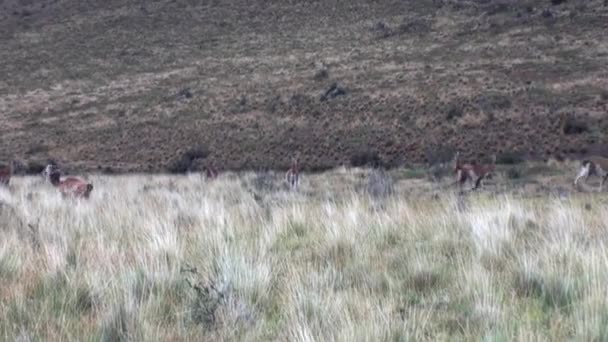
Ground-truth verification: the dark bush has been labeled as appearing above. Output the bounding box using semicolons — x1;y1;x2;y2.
167;146;209;174
265;95;282;113
446;104;463;120
562;117;588;135
506;167;522;179
168;158;192;174
425;146;455;166
25;144;49;155
372;21;393;39
486;2;511;15
313;68;329;81
395;18;431;35
183;146;209;161
551;0;567;5
177;88;193;99
24;161;45;175
477;92;512;111
496;151;525;165
351;150;382;168
102;166;115;174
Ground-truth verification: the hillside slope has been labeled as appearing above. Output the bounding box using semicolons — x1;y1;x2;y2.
1;0;607;172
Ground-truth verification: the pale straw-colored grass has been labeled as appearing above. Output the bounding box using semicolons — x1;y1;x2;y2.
0;170;607;341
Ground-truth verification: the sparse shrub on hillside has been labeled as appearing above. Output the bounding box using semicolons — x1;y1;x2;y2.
25;144;49;156
561;116;589;135
313;68;329;81
288;93;314;110
496;151;525;165
506;167;522;179
477;92;512;111
351;149;382;168
372;21;392;39
177;88;193;100
24;161;45;174
168;158;193;174
485;2;511;16
446;104;464;121
372;19;431;39
265;95;282;113
396;18;432;35
425;146;455;167
168;146;209;174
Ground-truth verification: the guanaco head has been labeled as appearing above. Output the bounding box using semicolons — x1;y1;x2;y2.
291;152;301;170
581;159;596;174
42;164;61;186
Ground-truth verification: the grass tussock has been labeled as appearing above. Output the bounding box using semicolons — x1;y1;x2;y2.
0;170;606;340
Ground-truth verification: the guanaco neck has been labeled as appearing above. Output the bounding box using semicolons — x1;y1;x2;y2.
49;172;61;186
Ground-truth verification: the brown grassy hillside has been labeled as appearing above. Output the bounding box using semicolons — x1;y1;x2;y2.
1;0;607;172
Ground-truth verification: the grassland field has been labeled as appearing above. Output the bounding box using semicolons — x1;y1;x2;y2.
1;161;608;341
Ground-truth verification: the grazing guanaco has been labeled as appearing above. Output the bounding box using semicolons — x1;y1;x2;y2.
0;162;13;187
205;165;219;179
42;163;93;199
574;156;608;192
285;154;300;190
454;152;496;190
0;160;19;187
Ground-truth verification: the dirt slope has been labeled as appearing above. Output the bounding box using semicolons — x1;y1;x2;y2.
1;0;607;173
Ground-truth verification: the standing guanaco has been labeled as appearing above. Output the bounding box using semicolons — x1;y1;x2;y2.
0;160;20;187
454;152;496;190
574;156;608;192
285;154;300;190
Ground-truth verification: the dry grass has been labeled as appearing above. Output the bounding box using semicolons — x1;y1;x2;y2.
1;169;608;341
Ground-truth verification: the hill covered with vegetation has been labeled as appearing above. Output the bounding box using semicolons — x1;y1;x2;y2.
1;0;607;172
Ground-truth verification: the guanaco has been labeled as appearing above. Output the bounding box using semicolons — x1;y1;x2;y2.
574;156;608;192
42;163;94;199
285;154;300;190
454;152;496;190
205;165;218;179
0;160;20;187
